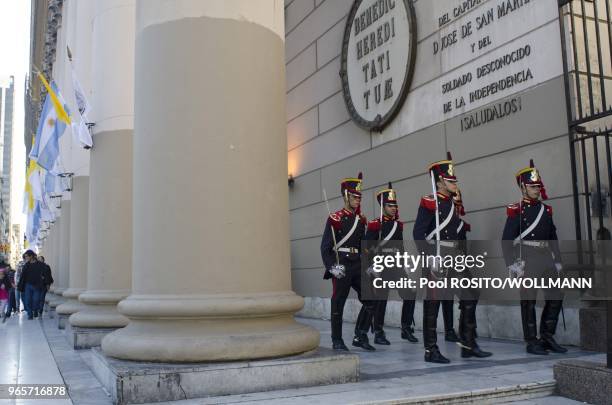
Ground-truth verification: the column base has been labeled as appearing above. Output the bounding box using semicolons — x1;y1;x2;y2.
102;293;320;362
48;297;65;320
48;294;65;308
58;314;68;329
57;298;86;316
57;297;86;329
89;346;358;404
69;303;130;329
554;360;612;405
66;323;119;349
63;288;85;299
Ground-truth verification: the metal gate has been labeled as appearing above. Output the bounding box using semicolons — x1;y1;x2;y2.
558;0;612;368
558;0;612;241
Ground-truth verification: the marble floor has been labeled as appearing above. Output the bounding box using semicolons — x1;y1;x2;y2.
0;310;603;404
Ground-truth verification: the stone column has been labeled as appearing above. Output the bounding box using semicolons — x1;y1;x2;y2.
55;202;71;328
47;226;62;316
47;226;57;293
49;214;67;314
70;0;133;334
56;177;89;318
52;221;61;293
102;0;319;362
55;207;71;295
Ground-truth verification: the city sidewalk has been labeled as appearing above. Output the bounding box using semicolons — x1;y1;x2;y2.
1;312;603;404
0;310;72;405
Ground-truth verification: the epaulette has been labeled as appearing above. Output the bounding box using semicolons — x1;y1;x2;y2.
420;194;436;211
507;203;520;218
367;219;381;232
329;210;343;222
544;203;553;216
397;220;404;230
328;210;343;229
464;222;471;232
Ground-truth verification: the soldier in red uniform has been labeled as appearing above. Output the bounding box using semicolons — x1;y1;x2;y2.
320;173;375;351
414;153;492;363
362;183;418;345
502;160;566;355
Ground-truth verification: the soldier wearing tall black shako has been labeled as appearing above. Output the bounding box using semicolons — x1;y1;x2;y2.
413;153;492;363
320;172;376;352
362;183;418;345
502;160;566;355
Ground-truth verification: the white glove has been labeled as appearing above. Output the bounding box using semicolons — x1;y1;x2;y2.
430;262;447;277
366;265;377;277
330;264;346;279
508;260;525;278
554;262;563;274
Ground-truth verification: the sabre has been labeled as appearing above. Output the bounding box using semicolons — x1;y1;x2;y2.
509;181;526;278
365;190;385;278
379;191;384;241
323;189;341;266
430;170;441;258
323;189;346;279
561;304;566;331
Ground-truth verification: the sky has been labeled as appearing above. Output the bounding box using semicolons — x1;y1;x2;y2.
0;0;32;229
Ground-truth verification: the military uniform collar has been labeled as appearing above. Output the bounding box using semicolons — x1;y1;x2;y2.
436;192;451;201
522;197;540;206
342;208;356;216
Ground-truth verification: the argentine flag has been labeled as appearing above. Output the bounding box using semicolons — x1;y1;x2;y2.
26;200;42;247
30;74;71;173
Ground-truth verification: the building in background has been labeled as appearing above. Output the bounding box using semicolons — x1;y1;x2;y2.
24;0;53;162
285;0;611;341
10;224;22;267
0;75;14;255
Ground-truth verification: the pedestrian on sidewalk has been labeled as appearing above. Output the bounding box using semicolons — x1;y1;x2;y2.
7;266;16;315
0;266;12;323
15;259;25;312
37;255;53;316
17;250;45;320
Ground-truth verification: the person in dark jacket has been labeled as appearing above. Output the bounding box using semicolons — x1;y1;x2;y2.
37;255;53;315
7;267;16;315
18;250;46;320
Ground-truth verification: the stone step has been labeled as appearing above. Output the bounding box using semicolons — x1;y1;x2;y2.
365;381;556;404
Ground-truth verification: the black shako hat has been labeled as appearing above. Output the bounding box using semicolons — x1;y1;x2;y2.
376;182;398;206
341;172;363;198
516;159;548;199
428;152;457;182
